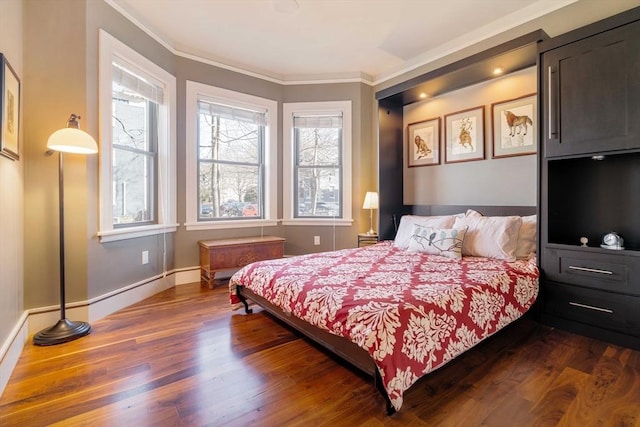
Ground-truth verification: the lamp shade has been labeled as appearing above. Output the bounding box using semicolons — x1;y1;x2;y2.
362;191;379;210
47;128;98;154
46;114;98;154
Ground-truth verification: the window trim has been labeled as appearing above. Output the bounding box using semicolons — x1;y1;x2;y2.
282;101;353;226
185;80;278;230
98;30;177;243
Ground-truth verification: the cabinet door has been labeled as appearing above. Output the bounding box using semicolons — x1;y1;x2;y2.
542;20;640;157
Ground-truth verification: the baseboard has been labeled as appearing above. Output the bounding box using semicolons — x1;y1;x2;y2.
174;266;200;285
174;266;236;286
87;273;175;322
26;266;210;336
2;266;202;398
0;312;28;398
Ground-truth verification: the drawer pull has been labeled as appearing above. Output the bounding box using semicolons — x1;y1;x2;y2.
568;265;613;275
569;301;613;313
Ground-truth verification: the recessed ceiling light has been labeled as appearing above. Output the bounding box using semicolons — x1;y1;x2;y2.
492;66;504;76
419;93;428;99
272;0;299;14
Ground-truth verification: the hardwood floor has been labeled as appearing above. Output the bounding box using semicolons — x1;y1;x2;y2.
1;282;639;426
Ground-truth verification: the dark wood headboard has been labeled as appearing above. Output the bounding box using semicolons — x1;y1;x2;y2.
385;204;537;239
413;205;536;217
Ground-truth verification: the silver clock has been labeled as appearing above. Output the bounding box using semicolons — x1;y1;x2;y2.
601;232;624;250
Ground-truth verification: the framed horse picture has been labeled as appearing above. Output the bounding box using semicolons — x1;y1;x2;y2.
491;94;537;158
444;106;484;164
407;117;440;167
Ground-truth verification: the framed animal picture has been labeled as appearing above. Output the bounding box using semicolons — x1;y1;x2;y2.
491;94;537;158
444;106;484;163
0;53;20;161
407;117;440;167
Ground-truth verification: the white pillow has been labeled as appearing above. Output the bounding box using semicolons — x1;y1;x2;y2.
516;215;537;259
394;215;457;249
466;209;482;218
407;224;468;260
452;215;522;261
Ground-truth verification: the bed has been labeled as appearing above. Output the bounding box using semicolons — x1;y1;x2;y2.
229;209;539;414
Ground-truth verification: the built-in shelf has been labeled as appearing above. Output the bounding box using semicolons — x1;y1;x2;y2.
546;151;640;251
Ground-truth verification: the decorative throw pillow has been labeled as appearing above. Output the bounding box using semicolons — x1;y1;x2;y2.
394;215;458;249
516;215;537;259
453;215;522;261
407;224;468;260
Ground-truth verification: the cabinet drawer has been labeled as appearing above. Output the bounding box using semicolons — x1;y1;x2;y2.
542;281;640;336
542;248;639;296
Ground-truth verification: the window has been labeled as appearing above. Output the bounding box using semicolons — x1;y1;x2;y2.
293;114;342;218
185;81;277;230
283;101;352;225
98;30;177;242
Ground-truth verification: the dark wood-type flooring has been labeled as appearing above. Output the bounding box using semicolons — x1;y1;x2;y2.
1;282;639;426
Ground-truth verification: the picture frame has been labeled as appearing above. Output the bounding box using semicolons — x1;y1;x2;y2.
444;106;484;163
407;117;440;167
0;53;20;161
491;94;537;158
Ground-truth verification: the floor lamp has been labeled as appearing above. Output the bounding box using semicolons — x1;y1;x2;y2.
362;191;379;235
33;114;98;346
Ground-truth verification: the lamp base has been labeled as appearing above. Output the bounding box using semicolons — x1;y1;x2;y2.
33;318;91;346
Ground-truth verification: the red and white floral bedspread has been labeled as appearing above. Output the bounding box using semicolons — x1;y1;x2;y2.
229;241;539;411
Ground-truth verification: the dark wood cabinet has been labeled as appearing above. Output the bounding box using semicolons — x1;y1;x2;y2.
539;7;640;350
542;18;640;158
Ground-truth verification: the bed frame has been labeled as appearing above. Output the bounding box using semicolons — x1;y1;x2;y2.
234;286;395;412
236;205;537;414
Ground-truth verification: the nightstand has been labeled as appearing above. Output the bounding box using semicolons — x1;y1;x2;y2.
358;233;379;247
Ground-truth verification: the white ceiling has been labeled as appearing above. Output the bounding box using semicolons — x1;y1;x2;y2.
109;0;579;84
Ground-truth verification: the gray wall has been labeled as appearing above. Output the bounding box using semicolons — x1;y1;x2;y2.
86;0;178;299
22;0;178;308
24;0;93;307
0;0;24;351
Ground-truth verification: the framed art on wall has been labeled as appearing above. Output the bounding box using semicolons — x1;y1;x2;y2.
407;117;440;167
444;106;484;163
0;53;20;161
491;94;536;158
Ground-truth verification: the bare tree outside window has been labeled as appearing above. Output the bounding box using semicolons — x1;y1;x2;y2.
294;117;342;218
111;83;157;226
197;101;264;220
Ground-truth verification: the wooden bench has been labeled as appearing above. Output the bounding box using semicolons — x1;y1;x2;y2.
198;236;285;288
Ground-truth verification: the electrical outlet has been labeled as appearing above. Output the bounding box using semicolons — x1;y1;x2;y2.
314;236;320;245
142;250;149;264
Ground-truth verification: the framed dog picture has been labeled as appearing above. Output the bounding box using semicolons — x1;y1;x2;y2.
491;94;537;158
407;117;440;167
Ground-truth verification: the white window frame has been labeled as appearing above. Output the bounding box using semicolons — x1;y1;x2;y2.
98;30;177;242
184;81;278;230
282;101;353;226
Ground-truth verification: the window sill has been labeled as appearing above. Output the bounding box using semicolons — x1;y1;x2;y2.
184;219;279;231
280;218;353;227
98;224;178;243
